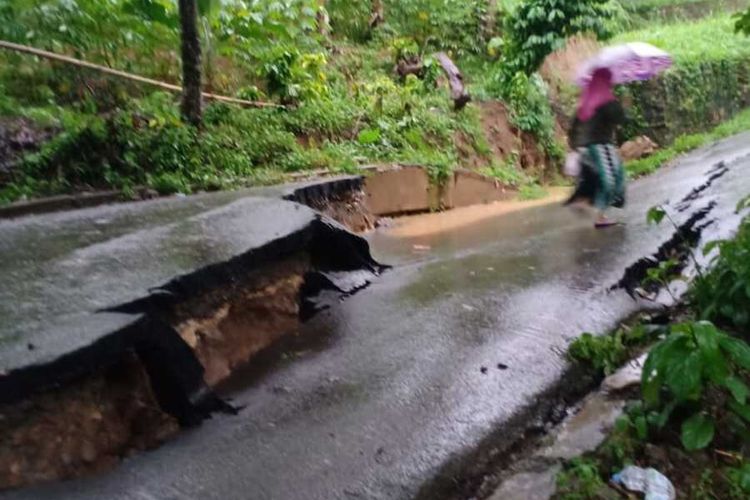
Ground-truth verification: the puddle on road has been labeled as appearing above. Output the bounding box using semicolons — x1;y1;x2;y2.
367;187;576;265
384;187;571;240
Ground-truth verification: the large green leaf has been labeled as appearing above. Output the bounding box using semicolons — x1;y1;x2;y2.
647;206;667;225
727;463;750;493
693;322;729;383
634;415;648;440
730;401;750;423
724;377;750;405
642;333;691;406
642;341;669;406
681;413;715;451
123;0;178;29
720;336;750;370
665;350;703;401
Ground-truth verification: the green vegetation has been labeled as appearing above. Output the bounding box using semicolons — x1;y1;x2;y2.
483;0;619;156
0;81;487;201
737;5;750;37
0;0;581;204
693;216;750;330
627;108;750;177
0;0;749;206
614;15;750;62
501;0;616;76
518;182;548;200
641;321;750;450
563;202;750;498
615;14;750;146
556;459;609;500
625;0;705;7
480;152;533;187
1;0;518;202
569;324;662;376
622;0;742;28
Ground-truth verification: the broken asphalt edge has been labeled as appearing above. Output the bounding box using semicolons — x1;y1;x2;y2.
0;179;384;427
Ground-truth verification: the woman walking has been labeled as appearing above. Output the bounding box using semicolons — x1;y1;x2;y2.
566;68;626;228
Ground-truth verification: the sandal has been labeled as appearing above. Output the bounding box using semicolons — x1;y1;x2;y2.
595;219;620;229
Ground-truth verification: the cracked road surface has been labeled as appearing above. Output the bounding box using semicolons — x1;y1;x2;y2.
5;134;750;500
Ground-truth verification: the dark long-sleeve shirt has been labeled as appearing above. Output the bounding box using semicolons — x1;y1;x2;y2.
568;101;626;148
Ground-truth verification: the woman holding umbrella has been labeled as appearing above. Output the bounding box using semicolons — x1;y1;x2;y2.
566;42;672;228
566;67;626;228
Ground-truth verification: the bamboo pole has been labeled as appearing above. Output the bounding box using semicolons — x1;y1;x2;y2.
0;40;284;109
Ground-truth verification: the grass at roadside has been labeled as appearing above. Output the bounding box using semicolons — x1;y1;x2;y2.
614;15;750;64
561;209;750;499
626;107;750;177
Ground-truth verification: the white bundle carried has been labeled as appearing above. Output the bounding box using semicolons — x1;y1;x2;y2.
564;149;582;177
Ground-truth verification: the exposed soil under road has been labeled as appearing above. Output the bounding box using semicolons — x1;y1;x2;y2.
0;353;178;491
170;255;311;387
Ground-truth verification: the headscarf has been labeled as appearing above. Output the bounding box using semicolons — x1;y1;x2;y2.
577;68;615;121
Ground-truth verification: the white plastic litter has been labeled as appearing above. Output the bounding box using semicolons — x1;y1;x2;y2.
612;466;676;500
564;150;581;177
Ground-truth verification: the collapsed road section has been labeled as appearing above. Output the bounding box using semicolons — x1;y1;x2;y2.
0;194;382;490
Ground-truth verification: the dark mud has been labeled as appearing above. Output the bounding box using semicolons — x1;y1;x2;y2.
613;202;716;297
0;353;179;490
676;162;729;212
283;176;376;232
613;160;732;297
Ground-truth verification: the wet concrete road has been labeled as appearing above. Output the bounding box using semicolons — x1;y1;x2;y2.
6;134;750;500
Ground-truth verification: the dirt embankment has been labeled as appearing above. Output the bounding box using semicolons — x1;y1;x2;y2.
455;100;556;177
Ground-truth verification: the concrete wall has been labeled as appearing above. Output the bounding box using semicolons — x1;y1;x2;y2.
363;165;514;216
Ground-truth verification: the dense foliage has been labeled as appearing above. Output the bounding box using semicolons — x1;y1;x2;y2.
615;15;750;145
0;0;748;204
735;5;750;37
502;0;614;76
616;15;750;63
642;321;750;450
693;217;750;330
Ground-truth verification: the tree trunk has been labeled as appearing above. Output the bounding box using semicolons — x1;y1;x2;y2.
316;0;330;38
482;0;498;42
369;0;384;30
178;0;202;126
435;52;471;111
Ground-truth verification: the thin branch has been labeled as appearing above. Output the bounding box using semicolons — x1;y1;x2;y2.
0;40;284;109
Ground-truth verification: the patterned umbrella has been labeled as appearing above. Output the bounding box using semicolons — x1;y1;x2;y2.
576;42;673;87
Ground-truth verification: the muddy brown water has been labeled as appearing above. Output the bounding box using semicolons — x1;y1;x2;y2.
383;188;571;240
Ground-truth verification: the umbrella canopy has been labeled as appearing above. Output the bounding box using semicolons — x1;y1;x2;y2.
576;42;673;87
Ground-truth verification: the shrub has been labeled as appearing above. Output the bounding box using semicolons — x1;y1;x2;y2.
616;16;750;144
692;218;750;331
502;0;615;76
642;321;750;451
569;324;661;376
